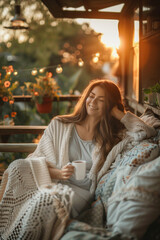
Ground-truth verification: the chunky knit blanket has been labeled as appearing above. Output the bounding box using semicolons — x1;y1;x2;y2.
0;157;74;240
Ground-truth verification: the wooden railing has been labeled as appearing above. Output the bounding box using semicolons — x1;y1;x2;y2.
0;125;46;152
13;94;80;102
0;94;80;153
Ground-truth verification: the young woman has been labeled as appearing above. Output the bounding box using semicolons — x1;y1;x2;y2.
28;79;155;217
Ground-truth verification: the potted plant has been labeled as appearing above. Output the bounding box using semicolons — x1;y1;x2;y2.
143;82;160;107
0;65;19;105
143;85;157;106
25;72;61;113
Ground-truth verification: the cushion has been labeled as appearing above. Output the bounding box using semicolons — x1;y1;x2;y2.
107;156;160;239
119;141;159;167
95;141;159;210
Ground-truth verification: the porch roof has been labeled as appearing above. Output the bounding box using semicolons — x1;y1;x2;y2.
41;0;138;20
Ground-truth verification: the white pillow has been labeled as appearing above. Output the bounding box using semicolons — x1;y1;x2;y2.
107;156;160;239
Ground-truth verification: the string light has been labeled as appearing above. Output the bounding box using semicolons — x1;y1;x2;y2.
39;68;45;73
95;52;100;57
7;71;11;75
13;70;18;75
78;58;84;67
6;61;84;78
31;68;38;76
56;65;63;74
92;56;99;63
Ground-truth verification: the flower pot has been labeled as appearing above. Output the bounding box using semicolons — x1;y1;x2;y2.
36;97;52;113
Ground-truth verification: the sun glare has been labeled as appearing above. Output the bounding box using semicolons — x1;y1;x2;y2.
76;19;120;59
100;34;120;49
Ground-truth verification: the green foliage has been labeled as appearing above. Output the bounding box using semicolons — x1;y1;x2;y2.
143;82;160;94
0;152;28;168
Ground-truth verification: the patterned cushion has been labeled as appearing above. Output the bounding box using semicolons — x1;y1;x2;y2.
107;156;160;239
96;168;116;198
119;141;159;166
95;168;117;211
96;141;159;212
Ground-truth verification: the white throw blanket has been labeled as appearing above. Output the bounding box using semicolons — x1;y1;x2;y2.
0;157;74;240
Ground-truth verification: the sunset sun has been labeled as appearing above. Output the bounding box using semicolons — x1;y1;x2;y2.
76;19;120;59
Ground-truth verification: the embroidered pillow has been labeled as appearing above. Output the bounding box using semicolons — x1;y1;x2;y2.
119;141;159;166
95;168;117;210
107;156;160;239
96;141;159;210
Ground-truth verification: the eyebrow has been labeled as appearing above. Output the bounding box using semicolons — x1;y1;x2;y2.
90;91;105;98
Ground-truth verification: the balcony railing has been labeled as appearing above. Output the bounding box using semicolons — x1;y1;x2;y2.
13;94;80;102
0;94;80;153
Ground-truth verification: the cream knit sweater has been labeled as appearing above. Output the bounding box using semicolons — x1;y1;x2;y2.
28;112;156;193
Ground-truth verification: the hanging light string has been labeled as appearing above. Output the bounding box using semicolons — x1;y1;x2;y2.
9;60;87;77
2;51;102;77
11;63;64;76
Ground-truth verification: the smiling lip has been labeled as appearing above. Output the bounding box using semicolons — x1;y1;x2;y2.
89;105;98;110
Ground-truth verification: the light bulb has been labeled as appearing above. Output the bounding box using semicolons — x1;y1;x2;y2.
39;68;45;73
56;65;63;74
78;58;84;67
92;56;99;63
13;70;18;75
31;69;37;76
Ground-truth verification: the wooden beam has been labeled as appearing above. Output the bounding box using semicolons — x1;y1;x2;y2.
58;11;121;20
41;0;124;19
121;0;138;16
41;0;64;18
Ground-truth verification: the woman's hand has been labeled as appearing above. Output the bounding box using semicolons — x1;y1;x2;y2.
111;106;126;121
61;164;75;180
48;164;74;180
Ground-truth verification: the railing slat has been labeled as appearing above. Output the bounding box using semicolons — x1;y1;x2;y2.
0;143;37;153
13;95;80;102
0;126;46;135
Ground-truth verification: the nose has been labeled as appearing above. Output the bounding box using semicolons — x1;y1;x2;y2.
91;97;97;104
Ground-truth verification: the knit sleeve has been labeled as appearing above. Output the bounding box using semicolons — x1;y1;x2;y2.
121;111;156;138
27;119;57;167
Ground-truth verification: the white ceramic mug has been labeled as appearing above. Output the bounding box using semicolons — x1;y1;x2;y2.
72;160;86;180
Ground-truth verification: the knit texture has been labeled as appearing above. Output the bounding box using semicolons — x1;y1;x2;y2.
0;158;74;240
28;114;156;194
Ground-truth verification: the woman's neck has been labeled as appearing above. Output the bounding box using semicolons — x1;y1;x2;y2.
82;116;99;131
75;116;100;141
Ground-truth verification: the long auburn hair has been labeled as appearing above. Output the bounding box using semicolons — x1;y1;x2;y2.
55;79;125;171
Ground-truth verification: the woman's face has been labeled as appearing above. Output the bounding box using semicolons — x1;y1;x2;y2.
86;86;105;119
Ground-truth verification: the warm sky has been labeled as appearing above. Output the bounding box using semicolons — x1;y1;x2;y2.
75;4;124;50
76;19;120;49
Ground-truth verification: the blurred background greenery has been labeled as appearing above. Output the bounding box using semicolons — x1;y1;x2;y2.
0;0;118;166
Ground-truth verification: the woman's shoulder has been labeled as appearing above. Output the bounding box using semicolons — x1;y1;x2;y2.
49;117;74;129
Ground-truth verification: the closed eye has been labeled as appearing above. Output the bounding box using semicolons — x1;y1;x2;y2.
89;94;94;98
